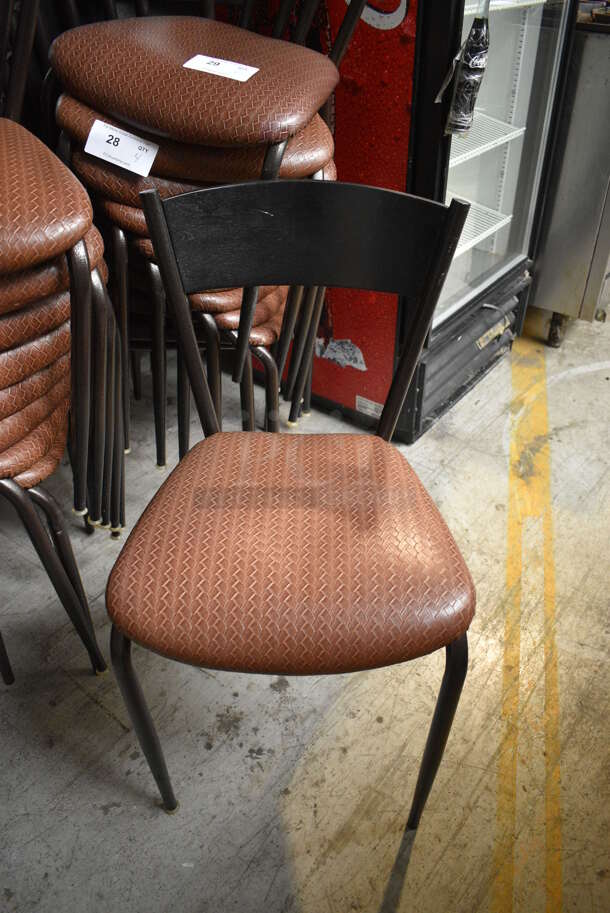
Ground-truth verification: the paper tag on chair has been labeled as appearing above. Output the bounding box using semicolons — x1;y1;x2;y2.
84;120;159;177
183;54;259;82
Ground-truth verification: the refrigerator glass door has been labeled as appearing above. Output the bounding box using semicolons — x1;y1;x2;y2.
434;0;572;326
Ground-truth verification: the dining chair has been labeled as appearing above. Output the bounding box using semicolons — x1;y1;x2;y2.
104;179;475;837
47;0;365;457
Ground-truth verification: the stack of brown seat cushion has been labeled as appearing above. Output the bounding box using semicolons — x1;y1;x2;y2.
49;16;339;349
0;118;107;498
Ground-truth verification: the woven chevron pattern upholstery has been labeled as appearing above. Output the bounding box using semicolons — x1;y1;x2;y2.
50;18;339;146
0;398;69;480
0;226;103;315
0;353;70;421
0;291;70;350
65;113;332;191
107;433;475;674
12;421;68;488
215;286;288;331
0;322;71;390
0;373;70;450
0;118;92;274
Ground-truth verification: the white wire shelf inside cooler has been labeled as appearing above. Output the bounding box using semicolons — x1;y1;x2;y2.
449;113;525;167
463;0;547;14
451;199;513;257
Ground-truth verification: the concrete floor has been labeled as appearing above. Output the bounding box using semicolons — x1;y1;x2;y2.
1;317;608;913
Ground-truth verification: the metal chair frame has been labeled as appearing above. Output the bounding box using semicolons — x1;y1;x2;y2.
109;179;471;830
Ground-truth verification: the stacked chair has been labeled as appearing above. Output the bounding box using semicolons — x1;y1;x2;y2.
46;1;366;463
0;115;108;682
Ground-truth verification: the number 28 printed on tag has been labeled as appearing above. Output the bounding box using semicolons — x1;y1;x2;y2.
84;119;159;177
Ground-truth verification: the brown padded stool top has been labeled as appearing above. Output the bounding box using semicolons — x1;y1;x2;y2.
0;352;70;420
13;417;68;489
0;372;70;450
0;119;92;274
0;322;71;390
0;290;70;350
66;109;333;189
0;225;104;316
98;199;148;237
107;433;475;674
214;286;288;332
50;17;339;146
0;398;68;480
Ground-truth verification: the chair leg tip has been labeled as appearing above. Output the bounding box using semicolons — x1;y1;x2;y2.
162;799;179;815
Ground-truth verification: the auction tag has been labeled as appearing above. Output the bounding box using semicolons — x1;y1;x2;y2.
183;54;259;83
84;120;159;177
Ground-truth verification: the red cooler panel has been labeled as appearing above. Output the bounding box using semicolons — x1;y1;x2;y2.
313;0;418;417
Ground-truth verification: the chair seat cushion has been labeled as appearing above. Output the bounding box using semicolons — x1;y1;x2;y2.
0;322;71;390
0;352;70;421
61;96;334;185
0;226;104;316
50;17;339;147
214;286;288;331
0;372;70;451
0;397;69;481
107;433;475;675
0;119;92;274
13;408;68;489
0;290;71;350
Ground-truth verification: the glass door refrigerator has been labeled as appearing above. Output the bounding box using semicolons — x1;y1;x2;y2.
312;0;577;442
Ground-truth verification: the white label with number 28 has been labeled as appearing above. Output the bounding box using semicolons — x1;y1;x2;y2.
84;119;159;177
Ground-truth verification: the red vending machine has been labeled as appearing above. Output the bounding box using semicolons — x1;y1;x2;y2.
311;0;419;426
311;0;575;442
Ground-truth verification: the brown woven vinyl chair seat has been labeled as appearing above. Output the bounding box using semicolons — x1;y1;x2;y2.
106;432;475;675
0;372;70;451
0;118;92;274
11;410;69;489
0;322;71;390
0;353;70;421
214;286;288;331
0;290;71;350
66;111;333;193
0;225;104;315
0;397;69;481
50;18;339;147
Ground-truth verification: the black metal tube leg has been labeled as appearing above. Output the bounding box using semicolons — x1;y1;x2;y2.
289;286;325;425
131;350;143;401
88;269;109;523
111;325;125;537
302;359;313;416
177;348;191;459
284;285;317;402
239;350;255;431
67;240;92;515
101;305;116;529
0;480;106;674
200;314;222;429
148;263;167;467
0;632;15;685
110;626;178;812
112;228;130;453
406;634;468;830
252;346;279;433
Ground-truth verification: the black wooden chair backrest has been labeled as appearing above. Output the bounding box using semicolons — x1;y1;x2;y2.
140;180;469;442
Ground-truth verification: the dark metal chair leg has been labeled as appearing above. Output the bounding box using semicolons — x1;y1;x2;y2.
177;347;191;460
288;286;326;425
252;346;280;433
0;632;15;685
406;634;468;830
101;305;117;529
67;240;92;516
275;285;303;382
239;350;255;431
110;626;178;812
284;285;317;402
112;227;131;454
130;350;143;401
147;263;167;467
302;359;313;416
87;269;109;524
200;314;222;429
28;487;92;625
111;325;125;537
0;480;106;673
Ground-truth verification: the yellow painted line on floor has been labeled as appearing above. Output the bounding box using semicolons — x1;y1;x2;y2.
491;337;562;913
